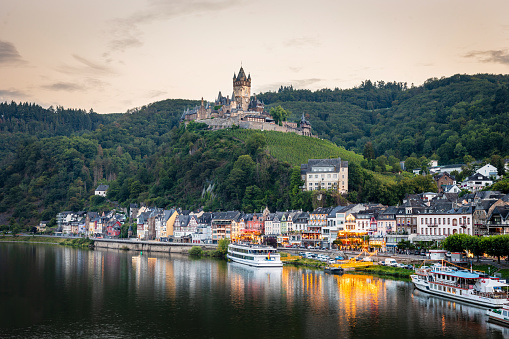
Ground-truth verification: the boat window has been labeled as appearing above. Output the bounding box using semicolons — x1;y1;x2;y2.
504;311;508;317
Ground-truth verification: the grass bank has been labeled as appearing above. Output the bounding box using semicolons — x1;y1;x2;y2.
355;265;414;278
59;238;94;248
472;264;509;279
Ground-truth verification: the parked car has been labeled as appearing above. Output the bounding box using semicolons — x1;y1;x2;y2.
334;256;344;261
328;259;335;265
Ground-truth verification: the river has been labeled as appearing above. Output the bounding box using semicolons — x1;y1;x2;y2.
0;243;507;338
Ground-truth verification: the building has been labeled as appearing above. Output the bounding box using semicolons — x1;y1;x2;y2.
476;164;499;179
182;66;314;137
434;172;456;193
94;185;109;197
301;158;349;193
417;206;474;236
461;173;493;192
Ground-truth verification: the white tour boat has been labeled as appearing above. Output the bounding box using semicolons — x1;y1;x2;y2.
487;304;509;326
411;264;509;308
227;243;283;267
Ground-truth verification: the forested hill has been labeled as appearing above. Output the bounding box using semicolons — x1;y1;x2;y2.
1;73;509;229
257;74;509;163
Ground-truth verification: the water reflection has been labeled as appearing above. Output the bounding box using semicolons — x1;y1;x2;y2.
0;243;507;338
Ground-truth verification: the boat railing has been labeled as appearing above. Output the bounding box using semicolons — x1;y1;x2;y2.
473;290;509;299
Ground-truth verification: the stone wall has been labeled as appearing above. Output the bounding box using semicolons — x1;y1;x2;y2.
94;239;216;254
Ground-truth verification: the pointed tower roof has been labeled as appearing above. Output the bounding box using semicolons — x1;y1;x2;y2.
236;66;247;81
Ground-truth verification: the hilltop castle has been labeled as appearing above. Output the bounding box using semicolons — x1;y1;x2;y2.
182;66;313;137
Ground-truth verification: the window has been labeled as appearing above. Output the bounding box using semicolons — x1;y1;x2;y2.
308;175;312;178
333;174;337;178
453;219;457;226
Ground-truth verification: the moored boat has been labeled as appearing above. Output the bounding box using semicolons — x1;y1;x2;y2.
324;265;344;274
227;243;283;267
487;304;509;326
411;264;509;308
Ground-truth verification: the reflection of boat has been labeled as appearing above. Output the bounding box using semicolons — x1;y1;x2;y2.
487;304;509;326
324;266;344;274
411;264;509;308
227;243;282;267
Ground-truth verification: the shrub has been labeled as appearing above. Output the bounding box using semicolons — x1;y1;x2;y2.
189;246;204;257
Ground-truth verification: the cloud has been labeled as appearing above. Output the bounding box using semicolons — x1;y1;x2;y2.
289;66;303;73
0;40;27;65
0;89;27;100
283;37;320;48
57;55;116;75
42;77;109;93
42;82;84;92
107;0;244;53
257;78;323;93
464;50;509;65
146;90;167;98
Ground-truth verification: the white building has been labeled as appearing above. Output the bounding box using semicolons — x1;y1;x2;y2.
461;173;493;192
417;207;474;236
94;184;109;197
301;158;349;193
476;164;499;179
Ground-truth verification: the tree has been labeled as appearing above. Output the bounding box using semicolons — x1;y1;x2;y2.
269;106;289;125
481;236;509;264
464;236;484;262
217;238;230;257
363;142;375;160
404;157;420;172
441;234;469;252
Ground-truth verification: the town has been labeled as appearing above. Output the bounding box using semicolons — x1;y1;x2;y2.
51;158;509;252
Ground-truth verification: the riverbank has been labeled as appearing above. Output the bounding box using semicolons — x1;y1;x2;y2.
354;265;414;278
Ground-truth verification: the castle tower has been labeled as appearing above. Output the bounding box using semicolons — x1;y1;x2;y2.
233;66;251;111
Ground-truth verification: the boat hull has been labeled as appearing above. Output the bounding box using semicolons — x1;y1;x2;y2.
227;254;283;267
411;275;508;308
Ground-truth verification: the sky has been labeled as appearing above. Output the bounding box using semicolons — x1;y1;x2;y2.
1;0;509;114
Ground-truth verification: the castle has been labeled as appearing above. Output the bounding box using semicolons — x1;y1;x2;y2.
182;66;313;137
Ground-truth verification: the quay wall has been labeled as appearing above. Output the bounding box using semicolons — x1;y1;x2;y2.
94;239;217;254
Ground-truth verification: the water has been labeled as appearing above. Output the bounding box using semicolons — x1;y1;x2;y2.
0;243;507;338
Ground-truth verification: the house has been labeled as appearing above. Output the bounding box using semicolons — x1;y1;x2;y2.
377;206;398;236
301;158;349;193
461;173;493;192
443;184;461;194
37;221;48;233
476;164;499;179
211;211;241;243
486;206;509;235
106;220;122;238
429;164;465;175
434;172;456;193
94;184;109;197
417;206;474;236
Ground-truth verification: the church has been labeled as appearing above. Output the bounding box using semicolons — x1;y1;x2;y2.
182;66;312;137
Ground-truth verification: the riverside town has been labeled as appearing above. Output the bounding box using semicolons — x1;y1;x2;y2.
51;160;509;250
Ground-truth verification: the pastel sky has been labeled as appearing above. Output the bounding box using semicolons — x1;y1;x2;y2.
1;0;509;113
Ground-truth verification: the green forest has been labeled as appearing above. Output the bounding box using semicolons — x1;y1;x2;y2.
0;73;508;228
257;74;509;163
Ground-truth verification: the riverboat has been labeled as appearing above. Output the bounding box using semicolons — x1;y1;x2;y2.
487;304;509;326
411;264;509;308
227;243;283;267
324;266;344;275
